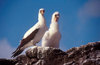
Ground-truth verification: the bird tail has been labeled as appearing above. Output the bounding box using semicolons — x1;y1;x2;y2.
12;48;24;58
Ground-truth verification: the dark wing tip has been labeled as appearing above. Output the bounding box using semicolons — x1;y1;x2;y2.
11;28;40;58
11;48;24;58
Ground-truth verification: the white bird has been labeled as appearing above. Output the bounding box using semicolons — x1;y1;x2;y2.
12;8;48;57
42;12;61;48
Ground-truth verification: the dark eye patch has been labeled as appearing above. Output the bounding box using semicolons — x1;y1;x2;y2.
55;15;57;17
43;10;45;12
55;14;60;17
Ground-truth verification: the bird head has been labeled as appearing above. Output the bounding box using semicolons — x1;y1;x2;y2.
52;12;60;22
39;8;45;15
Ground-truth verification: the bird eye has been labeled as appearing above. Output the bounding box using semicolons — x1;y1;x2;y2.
55;15;57;17
43;10;45;13
55;14;59;17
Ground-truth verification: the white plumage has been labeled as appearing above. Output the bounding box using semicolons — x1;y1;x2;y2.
42;12;61;48
12;8;47;57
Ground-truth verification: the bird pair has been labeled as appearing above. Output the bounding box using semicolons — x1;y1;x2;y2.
12;8;61;57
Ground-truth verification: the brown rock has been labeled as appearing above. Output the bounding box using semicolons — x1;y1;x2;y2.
0;42;100;65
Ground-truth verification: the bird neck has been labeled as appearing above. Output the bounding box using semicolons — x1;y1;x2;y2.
50;21;59;32
38;13;46;25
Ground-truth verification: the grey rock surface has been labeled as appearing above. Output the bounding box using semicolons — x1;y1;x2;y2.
0;42;100;65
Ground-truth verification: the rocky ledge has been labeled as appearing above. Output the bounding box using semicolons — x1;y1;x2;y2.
0;42;100;65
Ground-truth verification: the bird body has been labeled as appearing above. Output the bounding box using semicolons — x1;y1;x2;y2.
12;8;47;57
42;12;61;48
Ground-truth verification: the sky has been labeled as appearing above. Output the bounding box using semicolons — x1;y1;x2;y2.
0;0;100;58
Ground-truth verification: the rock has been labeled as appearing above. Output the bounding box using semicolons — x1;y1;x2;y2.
0;42;100;65
82;59;96;65
0;58;17;65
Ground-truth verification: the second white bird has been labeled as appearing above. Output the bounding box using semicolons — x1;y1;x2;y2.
42;12;61;48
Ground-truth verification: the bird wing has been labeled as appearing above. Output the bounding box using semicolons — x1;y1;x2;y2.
12;28;39;57
20;28;39;47
23;23;39;39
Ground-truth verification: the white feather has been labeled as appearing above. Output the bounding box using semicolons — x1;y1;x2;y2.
12;8;48;57
42;12;61;48
22;8;47;47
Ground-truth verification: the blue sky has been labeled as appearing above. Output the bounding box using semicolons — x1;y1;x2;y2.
0;0;100;58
